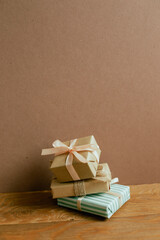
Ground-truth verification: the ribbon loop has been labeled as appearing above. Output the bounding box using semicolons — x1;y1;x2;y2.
52;140;67;148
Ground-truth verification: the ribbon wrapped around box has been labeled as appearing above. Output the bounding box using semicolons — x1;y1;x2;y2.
42;135;101;182
51;163;112;199
57;184;130;218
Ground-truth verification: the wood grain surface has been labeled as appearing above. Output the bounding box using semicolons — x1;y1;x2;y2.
0;184;160;239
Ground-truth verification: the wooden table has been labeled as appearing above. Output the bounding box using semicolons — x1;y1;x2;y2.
0;184;160;239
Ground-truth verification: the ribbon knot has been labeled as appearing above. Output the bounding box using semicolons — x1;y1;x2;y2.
68;146;73;153
41;138;100;181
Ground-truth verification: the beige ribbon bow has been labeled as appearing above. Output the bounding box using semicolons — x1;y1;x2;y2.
41;138;100;181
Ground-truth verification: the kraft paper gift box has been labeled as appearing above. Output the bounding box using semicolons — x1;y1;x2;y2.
57;184;130;218
51;163;111;199
42;135;101;182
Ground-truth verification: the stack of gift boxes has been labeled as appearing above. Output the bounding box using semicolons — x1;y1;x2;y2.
42;135;130;218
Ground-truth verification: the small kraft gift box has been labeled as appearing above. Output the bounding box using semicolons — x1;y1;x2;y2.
41;135;101;182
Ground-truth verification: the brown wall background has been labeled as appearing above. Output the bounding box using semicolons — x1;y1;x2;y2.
0;0;160;192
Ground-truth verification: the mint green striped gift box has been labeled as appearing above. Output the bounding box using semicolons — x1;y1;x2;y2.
57;184;130;218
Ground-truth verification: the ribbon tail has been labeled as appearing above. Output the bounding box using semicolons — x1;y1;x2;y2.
41;148;56;155
66;153;80;181
110;177;119;185
41;146;68;156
